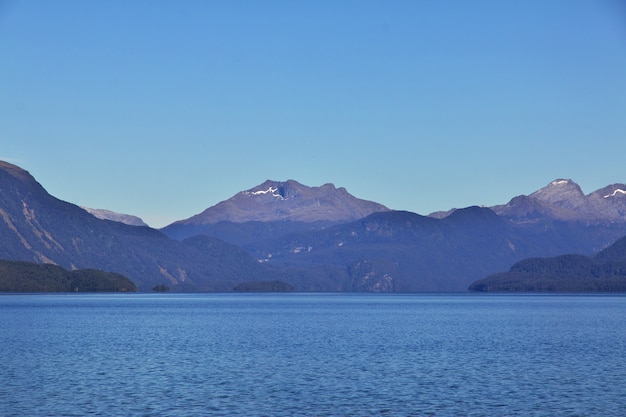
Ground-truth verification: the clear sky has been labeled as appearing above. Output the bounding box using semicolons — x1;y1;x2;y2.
1;0;625;227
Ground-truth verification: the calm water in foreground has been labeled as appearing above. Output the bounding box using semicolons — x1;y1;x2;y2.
1;293;625;417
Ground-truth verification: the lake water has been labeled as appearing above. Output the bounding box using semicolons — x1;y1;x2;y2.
1;293;625;417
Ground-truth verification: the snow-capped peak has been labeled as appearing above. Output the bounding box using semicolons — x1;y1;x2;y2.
551;179;571;186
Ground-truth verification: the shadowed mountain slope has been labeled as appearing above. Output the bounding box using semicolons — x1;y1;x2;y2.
469;236;626;292
0;259;137;292
239;207;626;292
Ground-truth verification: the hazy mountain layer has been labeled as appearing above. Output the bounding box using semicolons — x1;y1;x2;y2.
238;208;626;292
81;207;149;227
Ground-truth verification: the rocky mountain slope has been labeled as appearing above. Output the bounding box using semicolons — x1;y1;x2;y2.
0;161;282;291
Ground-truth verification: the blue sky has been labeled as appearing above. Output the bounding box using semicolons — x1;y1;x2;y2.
1;0;625;227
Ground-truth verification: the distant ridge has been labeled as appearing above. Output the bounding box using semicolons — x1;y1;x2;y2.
81;207;148;227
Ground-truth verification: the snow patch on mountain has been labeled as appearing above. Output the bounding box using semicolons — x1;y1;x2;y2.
604;189;626;198
245;186;284;199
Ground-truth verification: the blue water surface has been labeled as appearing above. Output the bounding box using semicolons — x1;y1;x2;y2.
1;293;625;416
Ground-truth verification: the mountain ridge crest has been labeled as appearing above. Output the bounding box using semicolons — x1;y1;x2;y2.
169;179;390;226
492;178;626;223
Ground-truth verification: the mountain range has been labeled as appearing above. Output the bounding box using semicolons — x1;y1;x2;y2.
1;160;625;292
159;176;626;291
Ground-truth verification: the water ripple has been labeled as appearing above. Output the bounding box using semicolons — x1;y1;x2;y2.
1;293;625;416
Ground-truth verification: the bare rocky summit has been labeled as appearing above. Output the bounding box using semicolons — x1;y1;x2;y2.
492;179;626;223
169;179;390;225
